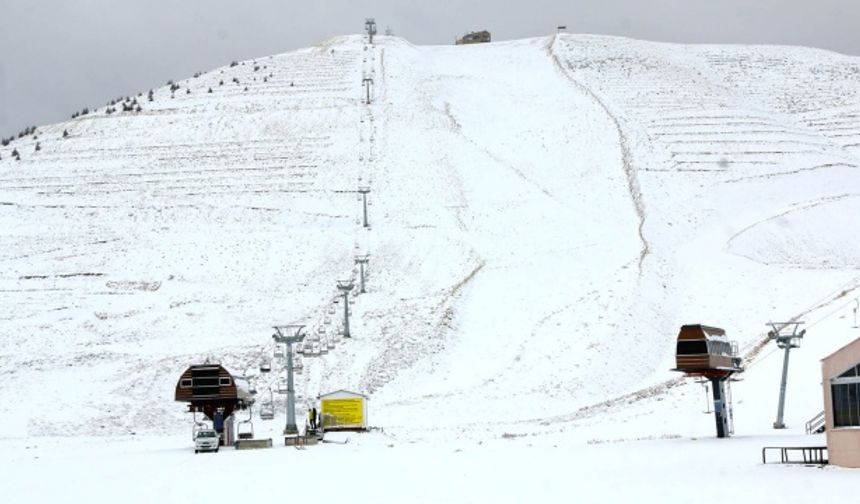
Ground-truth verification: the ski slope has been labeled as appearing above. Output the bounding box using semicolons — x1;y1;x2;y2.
1;32;860;501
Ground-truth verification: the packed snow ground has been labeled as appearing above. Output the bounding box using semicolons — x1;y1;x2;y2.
1;33;860;501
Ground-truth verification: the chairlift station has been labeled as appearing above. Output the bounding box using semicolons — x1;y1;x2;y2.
672;324;744;438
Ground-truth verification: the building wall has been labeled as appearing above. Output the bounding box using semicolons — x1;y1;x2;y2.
826;429;860;468
822;337;860;467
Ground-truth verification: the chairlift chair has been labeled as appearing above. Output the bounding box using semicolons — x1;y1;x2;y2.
259;404;275;420
260;361;272;373
277;379;288;394
237;409;254;440
274;345;285;358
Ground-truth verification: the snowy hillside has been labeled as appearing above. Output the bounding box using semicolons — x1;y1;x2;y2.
1;31;860;460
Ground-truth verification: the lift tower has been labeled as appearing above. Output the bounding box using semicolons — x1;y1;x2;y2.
272;325;305;435
768;321;805;429
362;78;374;105
355;255;370;293
358;185;371;227
337;280;354;338
365;18;377;44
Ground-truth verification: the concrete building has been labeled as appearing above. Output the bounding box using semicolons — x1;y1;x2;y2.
821;336;860;467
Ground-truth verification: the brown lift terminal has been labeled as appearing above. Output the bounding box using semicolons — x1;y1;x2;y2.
672;324;744;438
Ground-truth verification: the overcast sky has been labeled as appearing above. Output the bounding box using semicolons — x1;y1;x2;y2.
1;0;858;139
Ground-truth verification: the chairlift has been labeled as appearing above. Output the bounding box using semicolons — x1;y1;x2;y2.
274;345;285;359
259;404;275;420
237;408;254;440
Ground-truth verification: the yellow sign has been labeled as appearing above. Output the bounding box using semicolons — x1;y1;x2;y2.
321;398;364;427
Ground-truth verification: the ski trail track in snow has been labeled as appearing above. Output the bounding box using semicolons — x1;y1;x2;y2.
547;35;651;273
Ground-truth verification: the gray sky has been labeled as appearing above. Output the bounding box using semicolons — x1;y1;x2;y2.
1;0;858;139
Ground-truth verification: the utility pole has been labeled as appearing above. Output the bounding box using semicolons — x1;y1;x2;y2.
337;280;354;338
365;18;377;44
362;78;374;105
768;321;805;429
358;186;371;227
272;325;305;435
355;255;370;293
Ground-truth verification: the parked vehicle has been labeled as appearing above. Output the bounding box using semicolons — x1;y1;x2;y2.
194;429;220;453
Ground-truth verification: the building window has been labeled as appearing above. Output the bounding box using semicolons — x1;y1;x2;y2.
180;379;193;388
219;377;231;386
831;363;860;427
676;340;708;355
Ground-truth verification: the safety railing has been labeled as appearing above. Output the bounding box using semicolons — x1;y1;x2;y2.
762;446;827;465
805;411;826;435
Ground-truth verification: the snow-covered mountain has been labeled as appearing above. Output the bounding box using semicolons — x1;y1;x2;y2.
2;33;860;447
